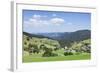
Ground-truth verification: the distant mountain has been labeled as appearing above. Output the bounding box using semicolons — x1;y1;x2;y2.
36;32;64;39
60;30;90;41
58;30;91;47
23;30;91;47
35;30;90;40
23;32;51;39
34;30;91;47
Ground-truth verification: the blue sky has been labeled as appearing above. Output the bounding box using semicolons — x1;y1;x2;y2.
23;10;91;33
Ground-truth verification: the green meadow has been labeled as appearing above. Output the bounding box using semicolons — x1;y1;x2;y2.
23;51;90;62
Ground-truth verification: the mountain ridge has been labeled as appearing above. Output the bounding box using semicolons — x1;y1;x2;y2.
23;30;91;47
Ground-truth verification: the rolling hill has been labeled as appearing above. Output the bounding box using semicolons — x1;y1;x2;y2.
23;30;91;47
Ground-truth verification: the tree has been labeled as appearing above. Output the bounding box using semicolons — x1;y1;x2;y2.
24;41;27;45
64;49;73;56
32;44;40;54
26;36;30;41
40;44;58;57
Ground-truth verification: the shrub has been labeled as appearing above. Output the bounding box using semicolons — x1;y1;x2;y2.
54;47;59;51
68;52;73;55
64;52;69;56
42;52;58;57
64;51;73;56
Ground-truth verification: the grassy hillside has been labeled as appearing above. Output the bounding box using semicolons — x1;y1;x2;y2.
23;32;91;62
35;30;91;47
23;34;60;51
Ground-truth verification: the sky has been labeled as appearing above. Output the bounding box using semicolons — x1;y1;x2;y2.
23;10;91;33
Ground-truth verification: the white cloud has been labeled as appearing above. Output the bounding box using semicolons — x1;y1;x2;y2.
33;14;41;19
24;14;49;27
24;15;65;27
50;18;65;26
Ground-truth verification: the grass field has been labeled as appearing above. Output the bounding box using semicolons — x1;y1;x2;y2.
23;52;91;63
